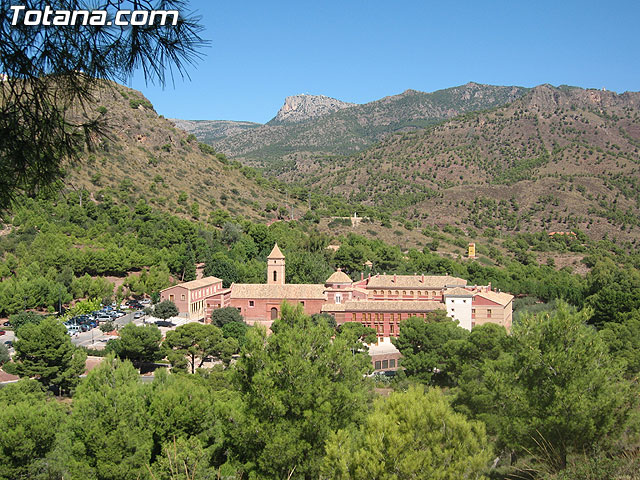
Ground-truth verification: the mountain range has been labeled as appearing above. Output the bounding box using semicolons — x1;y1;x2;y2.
176;83;528;166
176;83;640;241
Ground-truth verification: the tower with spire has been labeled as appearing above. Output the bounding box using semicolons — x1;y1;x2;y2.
267;243;285;285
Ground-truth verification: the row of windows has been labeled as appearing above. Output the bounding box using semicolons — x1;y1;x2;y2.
371;290;441;297
374;359;397;370
191;285;218;301
360;322;399;335
351;312;430;322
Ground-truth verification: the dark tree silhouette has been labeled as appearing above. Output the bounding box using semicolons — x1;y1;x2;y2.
0;0;206;208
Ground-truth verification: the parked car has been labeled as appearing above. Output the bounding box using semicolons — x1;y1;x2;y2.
66;325;81;335
133;311;144;319
96;315;111;323
0;330;5;336
155;320;175;328
140;299;151;305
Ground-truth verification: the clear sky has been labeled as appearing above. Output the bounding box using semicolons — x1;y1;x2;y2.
128;0;640;124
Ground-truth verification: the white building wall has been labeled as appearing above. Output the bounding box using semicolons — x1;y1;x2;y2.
445;296;473;330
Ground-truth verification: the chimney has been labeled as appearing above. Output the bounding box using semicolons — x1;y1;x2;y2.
360;272;364;281
421;274;424;283
393;274;397;283
488;282;492;291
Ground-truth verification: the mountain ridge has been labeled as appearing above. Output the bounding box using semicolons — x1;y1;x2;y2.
175;83;529;164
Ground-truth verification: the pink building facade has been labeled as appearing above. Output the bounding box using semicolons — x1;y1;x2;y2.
164;245;513;371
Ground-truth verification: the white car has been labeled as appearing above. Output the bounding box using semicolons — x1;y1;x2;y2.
66;325;81;335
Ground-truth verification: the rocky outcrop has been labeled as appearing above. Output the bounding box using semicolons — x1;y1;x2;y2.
268;94;355;125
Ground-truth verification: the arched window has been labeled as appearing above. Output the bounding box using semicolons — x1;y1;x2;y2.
270;307;278;320
273;270;277;282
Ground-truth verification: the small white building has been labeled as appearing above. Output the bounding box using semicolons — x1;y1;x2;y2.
443;287;474;330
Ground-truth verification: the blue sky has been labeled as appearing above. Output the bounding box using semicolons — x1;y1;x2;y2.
129;0;640;123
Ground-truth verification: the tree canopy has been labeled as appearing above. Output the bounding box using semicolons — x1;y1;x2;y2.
6;317;87;394
456;302;636;470
232;302;372;478
323;386;491;480
107;323;163;366
154;299;179;320
164;322;238;373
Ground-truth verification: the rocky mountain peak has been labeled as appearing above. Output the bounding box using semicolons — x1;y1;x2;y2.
268;94;355;125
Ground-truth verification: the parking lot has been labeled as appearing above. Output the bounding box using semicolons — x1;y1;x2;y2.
69;311;189;349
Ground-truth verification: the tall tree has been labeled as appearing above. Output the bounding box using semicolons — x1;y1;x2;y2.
164;323;238;374
210;306;244;327
457;302;636;471
232;302;372;479
392;312;469;386
0;380;67;480
110;323;163;366
323;386;491;480
55;356;153;480
6;317;87;394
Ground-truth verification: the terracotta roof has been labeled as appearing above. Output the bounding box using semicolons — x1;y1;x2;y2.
474;291;514;306
366;275;467;289
231;283;326;300
161;276;222;292
326;269;353;284
444;287;474;297
268;243;285;259
322;300;446;313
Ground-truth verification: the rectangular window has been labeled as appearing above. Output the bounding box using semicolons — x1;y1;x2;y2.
390;359;396;368
390;323;394;334
335;293;342;304
375;361;381;370
382;360;389;369
487;309;492;318
472;308;476;314
352;313;356;321
181;294;186;301
300;301;305;307
169;294;174;302
249;301;254;307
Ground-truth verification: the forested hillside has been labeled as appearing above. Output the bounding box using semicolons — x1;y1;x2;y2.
281;84;640;242
62;82;300;222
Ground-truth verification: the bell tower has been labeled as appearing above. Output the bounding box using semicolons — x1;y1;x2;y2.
267;243;285;285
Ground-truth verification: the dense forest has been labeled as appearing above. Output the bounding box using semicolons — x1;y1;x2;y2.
1;188;639;324
1;192;640;479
